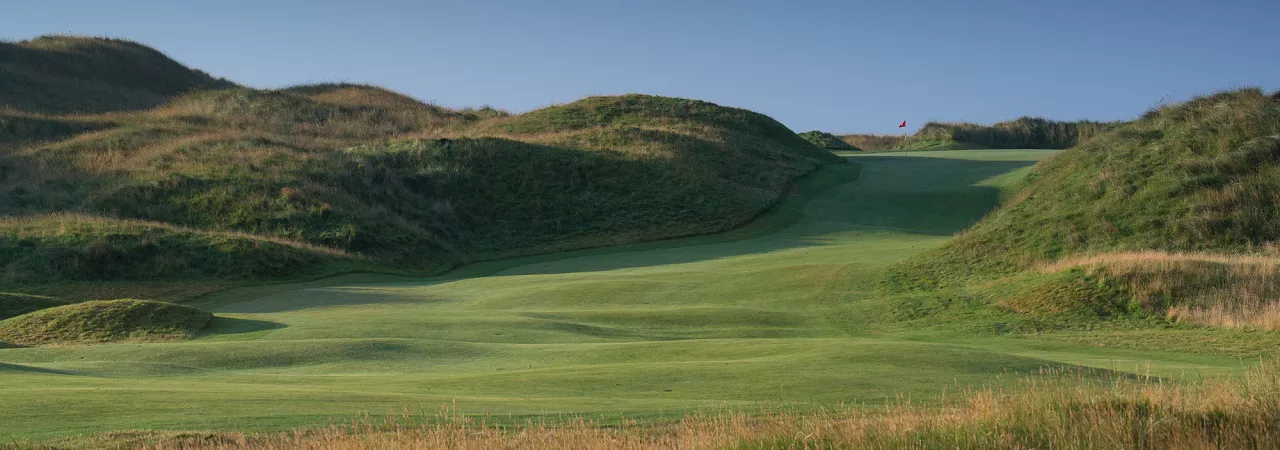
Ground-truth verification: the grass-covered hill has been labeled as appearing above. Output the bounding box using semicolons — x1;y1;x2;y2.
839;117;1116;151
0;35;234;114
888;88;1280;329
0;36;840;298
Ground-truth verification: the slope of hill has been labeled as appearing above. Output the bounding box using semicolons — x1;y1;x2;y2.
798;130;860;150
0;38;840;296
887;88;1280;328
0;35;234;114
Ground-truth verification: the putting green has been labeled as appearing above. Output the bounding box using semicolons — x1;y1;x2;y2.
0;150;1249;440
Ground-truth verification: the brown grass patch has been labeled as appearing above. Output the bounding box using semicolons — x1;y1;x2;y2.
1041;251;1280;330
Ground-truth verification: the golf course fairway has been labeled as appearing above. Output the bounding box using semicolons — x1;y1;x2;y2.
0;150;1251;440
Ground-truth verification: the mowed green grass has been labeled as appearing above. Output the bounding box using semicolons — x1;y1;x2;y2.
0;150;1250;440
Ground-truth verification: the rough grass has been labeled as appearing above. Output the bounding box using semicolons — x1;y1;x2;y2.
32;362;1280;449
797;130;859;150
840;133;907;151
870;87;1280;345
887;89;1280;293
0;37;837;293
0;35;234;114
1040;251;1280;330
0;299;212;346
0;214;360;285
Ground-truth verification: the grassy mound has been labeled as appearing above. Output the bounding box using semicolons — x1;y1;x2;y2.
798;130;859;150
0;299;213;345
467;94;828;153
0;40;837;291
0;35;233;114
887;88;1280;322
0;293;68;320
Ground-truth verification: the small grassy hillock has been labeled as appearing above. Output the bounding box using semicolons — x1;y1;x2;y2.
0;299;213;345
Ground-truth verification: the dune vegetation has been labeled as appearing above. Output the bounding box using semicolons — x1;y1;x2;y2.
838;132;907;151
797;130;859;150
0;36;839;306
0;36;233;114
837;116;1116;151
886;88;1280;330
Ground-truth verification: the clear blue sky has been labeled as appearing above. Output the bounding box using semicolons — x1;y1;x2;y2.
4;0;1278;134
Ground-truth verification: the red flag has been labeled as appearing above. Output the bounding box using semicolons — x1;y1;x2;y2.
898;121;907;128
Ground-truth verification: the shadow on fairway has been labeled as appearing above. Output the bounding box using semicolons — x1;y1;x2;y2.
0;362;79;376
499;155;1042;276
213;286;457;314
202;316;287;335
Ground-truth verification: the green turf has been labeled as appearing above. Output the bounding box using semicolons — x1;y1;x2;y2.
0;150;1260;441
0;299;212;346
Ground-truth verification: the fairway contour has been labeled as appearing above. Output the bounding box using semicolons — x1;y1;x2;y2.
0;150;1255;440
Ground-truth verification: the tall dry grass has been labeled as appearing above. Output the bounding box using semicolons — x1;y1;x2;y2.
29;363;1274;449
1043;251;1280;330
838;133;906;151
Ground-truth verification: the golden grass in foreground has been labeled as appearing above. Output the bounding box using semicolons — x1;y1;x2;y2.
27;363;1279;449
1042;251;1280;330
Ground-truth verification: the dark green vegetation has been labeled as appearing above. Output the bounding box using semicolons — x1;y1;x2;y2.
0;36;233;114
0;299;212;346
906;117;1114;150
0;215;359;286
838;117;1115;151
798;130;859;150
0;36;838;299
